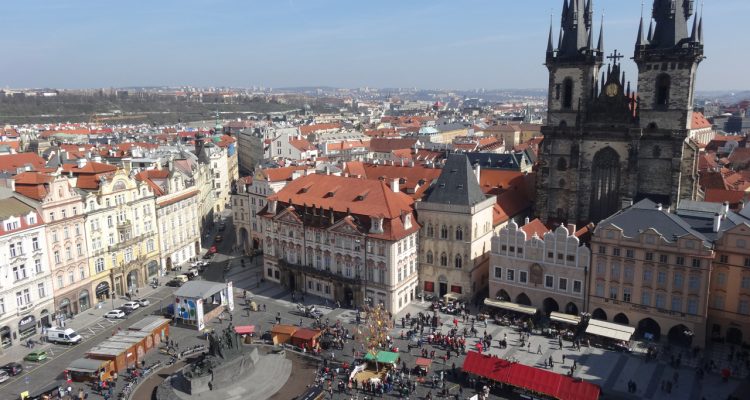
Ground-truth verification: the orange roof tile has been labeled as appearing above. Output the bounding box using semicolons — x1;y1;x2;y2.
0;153;46;174
691;112;712;130
520;218;549;238
262;166;310;182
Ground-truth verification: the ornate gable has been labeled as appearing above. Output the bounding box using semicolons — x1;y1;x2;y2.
273;207;302;224
328;215;363;236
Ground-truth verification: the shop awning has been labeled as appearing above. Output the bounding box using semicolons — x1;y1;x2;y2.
483;298;537;315
364;351;399;364
234;325;255;335
550;312;581;325
68;358;106;373
461;351;600;400
585;319;635;342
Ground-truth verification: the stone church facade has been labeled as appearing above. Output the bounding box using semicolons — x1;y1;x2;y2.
535;0;704;224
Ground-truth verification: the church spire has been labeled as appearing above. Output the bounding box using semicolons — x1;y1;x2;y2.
690;10;699;41
597;16;604;53
547;21;555;54
647;19;654;42
650;0;694;48
697;14;703;44
558;0;591;59
636;13;646;48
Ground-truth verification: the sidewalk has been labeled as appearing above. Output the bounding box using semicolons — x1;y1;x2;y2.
0;283;166;366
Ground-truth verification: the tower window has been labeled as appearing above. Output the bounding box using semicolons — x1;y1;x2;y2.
655;74;670;107
557;157;567;171
562;79;573;109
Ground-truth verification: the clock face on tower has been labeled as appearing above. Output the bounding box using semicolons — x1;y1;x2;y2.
605;83;619;97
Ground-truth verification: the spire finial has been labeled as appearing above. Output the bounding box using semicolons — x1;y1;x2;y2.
597;14;604;53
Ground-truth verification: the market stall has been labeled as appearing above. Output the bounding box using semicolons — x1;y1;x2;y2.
291;328;322;350
173;281;235;330
271;324;299;345
462;351;600;400
585;319;635;351
234;325;256;343
67;358;114;382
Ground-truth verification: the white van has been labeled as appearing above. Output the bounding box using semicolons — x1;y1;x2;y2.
46;327;82;345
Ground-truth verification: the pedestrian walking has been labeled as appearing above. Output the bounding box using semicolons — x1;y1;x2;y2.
537;344;542;355
528;342;531;352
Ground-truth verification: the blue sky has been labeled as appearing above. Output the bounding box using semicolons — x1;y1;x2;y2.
0;0;744;90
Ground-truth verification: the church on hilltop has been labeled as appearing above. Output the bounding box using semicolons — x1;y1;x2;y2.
535;0;705;224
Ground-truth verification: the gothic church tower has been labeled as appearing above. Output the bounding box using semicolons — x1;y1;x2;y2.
535;0;703;224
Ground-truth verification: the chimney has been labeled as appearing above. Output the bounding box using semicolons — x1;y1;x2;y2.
391;178;400;193
713;213;723;233
122;158;132;173
723;201;730;214
567;223;576;235
76;158;87;169
740;201;745;211
473;163;481;184
656;203;662;211
524;217;530;225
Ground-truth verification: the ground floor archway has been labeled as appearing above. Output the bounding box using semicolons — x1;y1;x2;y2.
495;289;510;301
95;280;111;302
668;324;694;347
542;297;559;315
515;293;532;306
344;286;354;308
727;327;743;345
166;258;173;272
253;238;260;250
591;308;607;321
613;313;630;325
288;271;296;291
239;228;250;254
564;302;578;315
637;318;662;341
126;270;139;294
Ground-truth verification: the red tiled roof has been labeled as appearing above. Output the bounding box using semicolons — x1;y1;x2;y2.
269;174;414;220
13;171;53;201
691;112;712;130
299;123;342;135
326;139;370;152
520;218;549;238
493;189;532;225
289;138;316;152
705;188;750;210
369;138;418;153
0;153;46;174
157;188;200;206
0;198;44;236
261;166;310;182
0;141;21;151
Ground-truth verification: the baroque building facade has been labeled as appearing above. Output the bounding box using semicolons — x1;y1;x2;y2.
260;173;419;314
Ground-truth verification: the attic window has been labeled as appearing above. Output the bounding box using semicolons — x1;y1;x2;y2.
457;184;464;190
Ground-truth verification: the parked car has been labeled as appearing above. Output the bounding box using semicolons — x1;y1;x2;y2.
1;362;22;376
164;303;175;317
122;301;140;310
136;299;150;307
0;369;9;383
187;268;200;278
104;309;126;319
165;279;183;287
117;306;134;316
45;328;82;345
214;235;223;243
24;351;47;362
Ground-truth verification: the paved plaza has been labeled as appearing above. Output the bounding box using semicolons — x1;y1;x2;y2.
0;223;745;400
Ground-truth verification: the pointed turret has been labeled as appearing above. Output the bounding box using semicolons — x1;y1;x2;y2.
647;20;654;42
558;0;591;59
697;15;703;44
650;0;694;49
635;16;646;48
558;27;564;50
584;0;594;29
547;23;555;54
690;12;699;42
597;18;604;53
586;26;593;49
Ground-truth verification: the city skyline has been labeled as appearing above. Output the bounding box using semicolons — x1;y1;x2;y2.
0;0;746;91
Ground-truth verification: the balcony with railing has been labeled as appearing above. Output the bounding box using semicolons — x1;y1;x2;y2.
279;259;362;286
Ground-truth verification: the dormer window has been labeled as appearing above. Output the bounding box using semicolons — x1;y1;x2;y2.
404;214;412;230
370;217;384;234
27;214;36;225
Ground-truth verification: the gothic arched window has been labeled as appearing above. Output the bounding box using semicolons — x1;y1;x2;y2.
440;225;448;239
455;254;463;269
440;252;448;266
426;251;433;264
557;157;567;171
455;226;463;241
589;147;621;222
655;74;671;107
562;78;574;109
426;224;434;237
